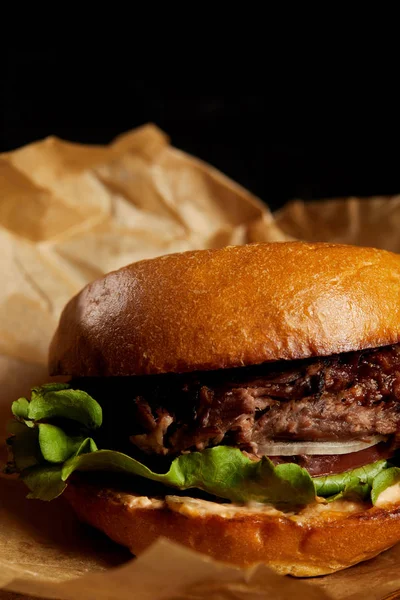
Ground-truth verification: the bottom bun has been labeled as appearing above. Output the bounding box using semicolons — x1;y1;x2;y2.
64;479;400;577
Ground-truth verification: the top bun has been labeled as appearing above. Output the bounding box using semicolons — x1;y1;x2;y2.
49;242;400;377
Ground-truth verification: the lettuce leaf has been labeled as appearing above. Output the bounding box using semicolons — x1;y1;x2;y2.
63;446;316;506
38;424;97;464
323;480;370;503
313;460;388;498
371;467;400;505
12;397;30;420
21;444;316;506
7;424;42;471
22;465;67;501
12;383;102;429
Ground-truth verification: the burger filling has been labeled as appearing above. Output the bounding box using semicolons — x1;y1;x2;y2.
74;343;400;473
6;344;400;510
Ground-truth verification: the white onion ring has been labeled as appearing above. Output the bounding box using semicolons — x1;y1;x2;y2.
257;436;387;456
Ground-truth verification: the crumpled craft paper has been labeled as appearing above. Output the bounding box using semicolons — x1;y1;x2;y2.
1;124;400;600
275;195;400;253
0;123;286;369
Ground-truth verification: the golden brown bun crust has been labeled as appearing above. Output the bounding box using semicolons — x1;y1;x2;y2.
64;480;400;577
49;241;400;376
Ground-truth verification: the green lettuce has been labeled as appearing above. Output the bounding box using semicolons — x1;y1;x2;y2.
7;422;42;471
371;467;400;505
6;384;399;508
20;443;317;507
313;460;388;500
12;383;102;429
38;424;98;463
22;465;68;501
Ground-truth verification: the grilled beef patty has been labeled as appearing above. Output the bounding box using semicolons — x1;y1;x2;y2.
72;344;400;473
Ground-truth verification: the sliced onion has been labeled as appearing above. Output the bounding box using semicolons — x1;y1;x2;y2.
258;436;387;456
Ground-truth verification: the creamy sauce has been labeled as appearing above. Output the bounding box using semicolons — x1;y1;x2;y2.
292;497;368;522
375;483;400;507
165;496;283;519
114;492;164;510
112;490;369;521
164;495;368;522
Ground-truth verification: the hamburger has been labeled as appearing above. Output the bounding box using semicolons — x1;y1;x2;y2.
7;241;400;577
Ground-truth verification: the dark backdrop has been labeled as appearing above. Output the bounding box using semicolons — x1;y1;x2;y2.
2;51;399;211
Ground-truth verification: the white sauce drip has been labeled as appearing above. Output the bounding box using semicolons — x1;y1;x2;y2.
375;483;400;507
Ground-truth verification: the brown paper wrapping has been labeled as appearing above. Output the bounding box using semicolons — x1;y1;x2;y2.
275;196;400;252
1;125;400;599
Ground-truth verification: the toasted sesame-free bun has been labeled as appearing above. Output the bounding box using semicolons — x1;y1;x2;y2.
64;480;400;577
49;241;400;377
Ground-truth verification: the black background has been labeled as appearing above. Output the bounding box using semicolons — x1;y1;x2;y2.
2;51;399;211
